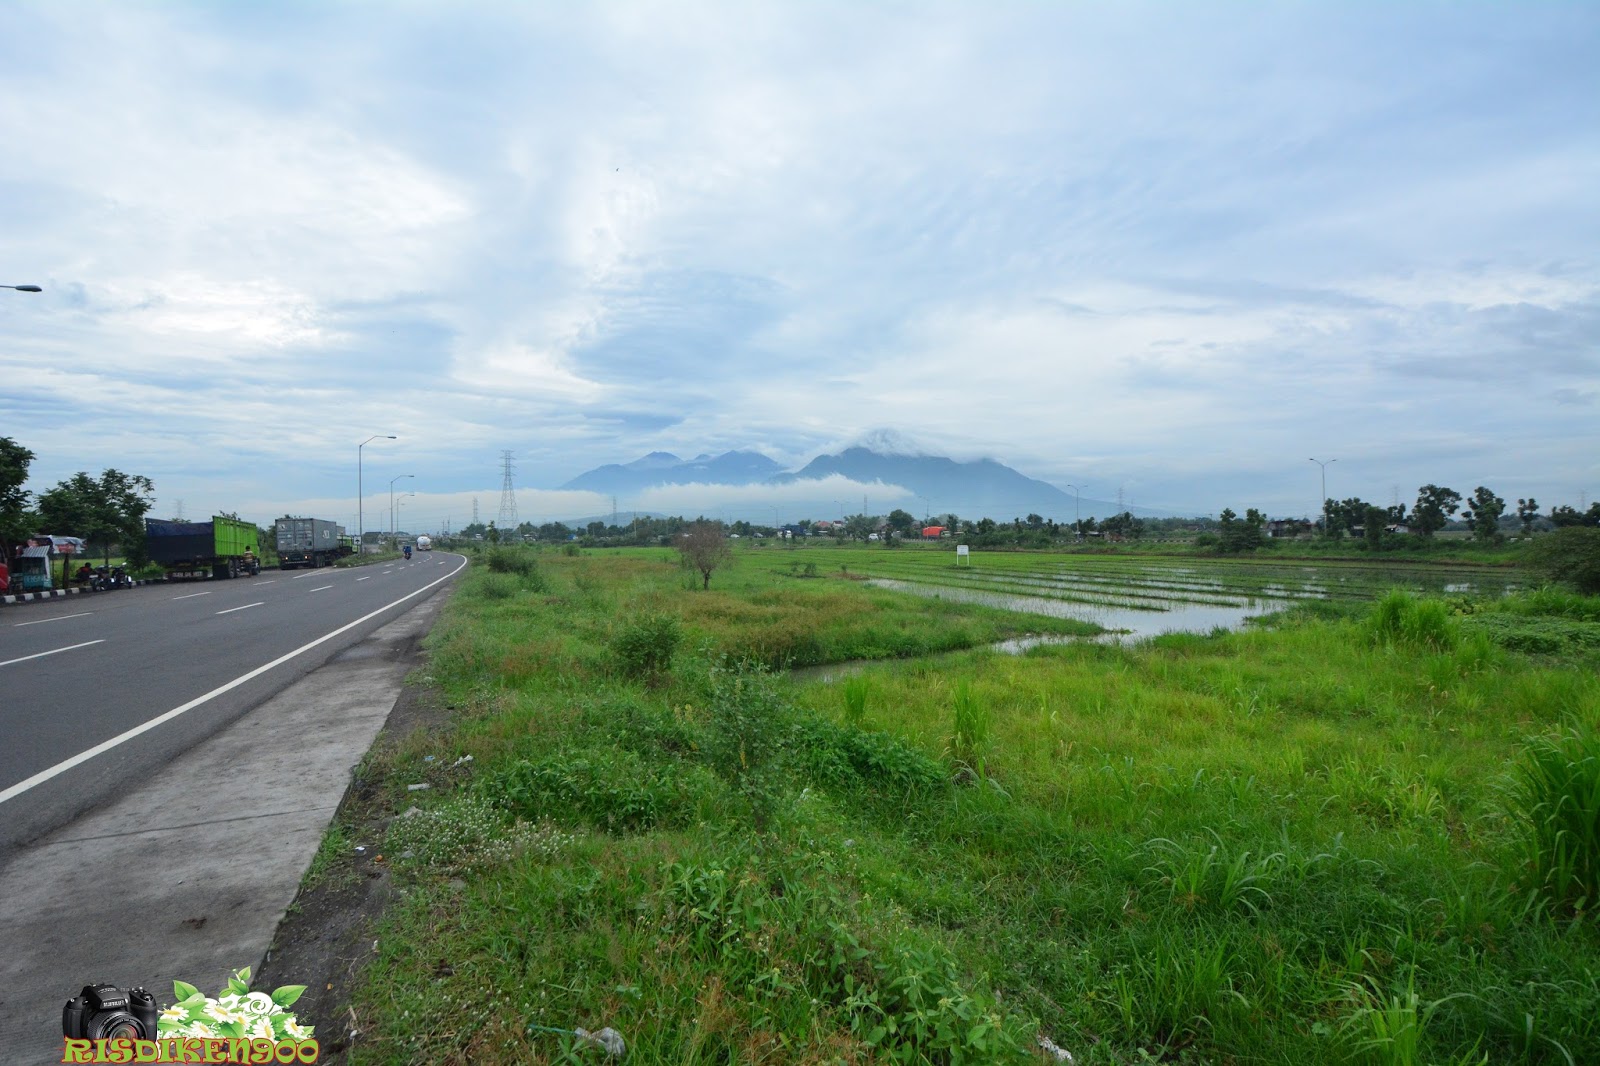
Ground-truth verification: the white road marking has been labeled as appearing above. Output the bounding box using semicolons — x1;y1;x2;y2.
172;591;212;600
0;640;106;668
217;602;265;615
308;585;333;592
291;572;318;580
254;580;277;586
0;554;468;806
13;612;92;627
356;576;371;581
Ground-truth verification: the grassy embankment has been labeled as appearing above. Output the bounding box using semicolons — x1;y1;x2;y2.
345;546;1598;1064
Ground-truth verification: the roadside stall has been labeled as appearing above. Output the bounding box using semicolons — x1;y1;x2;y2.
13;545;55;593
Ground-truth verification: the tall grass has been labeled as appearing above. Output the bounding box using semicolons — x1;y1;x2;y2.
1509;719;1600;918
948;678;989;768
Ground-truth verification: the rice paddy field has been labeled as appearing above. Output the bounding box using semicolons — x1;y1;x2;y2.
338;545;1599;1065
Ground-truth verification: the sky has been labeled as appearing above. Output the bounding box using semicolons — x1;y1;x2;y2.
2;1;1597;532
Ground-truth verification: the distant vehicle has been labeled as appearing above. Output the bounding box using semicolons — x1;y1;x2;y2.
275;516;343;569
146;516;260;580
867;533;879;541
415;534;433;552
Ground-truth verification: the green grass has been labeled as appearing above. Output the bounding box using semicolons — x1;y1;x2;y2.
342;552;1600;1064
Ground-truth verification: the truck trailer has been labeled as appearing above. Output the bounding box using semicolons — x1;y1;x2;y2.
146;516;261;580
275;516;344;569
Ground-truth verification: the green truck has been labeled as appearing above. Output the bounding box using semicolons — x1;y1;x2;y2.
145;515;263;580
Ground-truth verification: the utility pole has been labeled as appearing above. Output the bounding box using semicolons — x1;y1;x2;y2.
1309;458;1337;533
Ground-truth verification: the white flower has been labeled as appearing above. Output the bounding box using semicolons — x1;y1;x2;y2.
248;1017;276;1040
159;1005;186;1024
283;1018;312;1040
203;999;248;1025
183;1021;218;1039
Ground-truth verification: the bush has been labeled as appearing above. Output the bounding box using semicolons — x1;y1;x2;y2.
1367;591;1460;651
1526;527;1600;595
611;612;682;678
478;573;519;600
492;749;719;833
484;547;549;592
1508;720;1600;918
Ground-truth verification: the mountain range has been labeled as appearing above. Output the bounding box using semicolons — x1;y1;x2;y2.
560;437;1169;522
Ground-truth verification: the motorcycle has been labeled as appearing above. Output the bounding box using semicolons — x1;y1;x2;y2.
109;565;134;589
402;545;412;560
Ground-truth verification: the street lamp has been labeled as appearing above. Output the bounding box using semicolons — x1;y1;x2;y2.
1066;484;1085;537
389;474;414;545
2;284;42;292
358;435;397;554
396;495;414;538
1309;458;1337;535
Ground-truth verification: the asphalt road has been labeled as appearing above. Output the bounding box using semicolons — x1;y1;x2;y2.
0;551;466;860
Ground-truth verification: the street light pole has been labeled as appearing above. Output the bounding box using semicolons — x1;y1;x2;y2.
2;284;42;292
389;474;414;545
358;435;397;554
1309;458;1337;535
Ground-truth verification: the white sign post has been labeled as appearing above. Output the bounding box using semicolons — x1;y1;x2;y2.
955;544;970;566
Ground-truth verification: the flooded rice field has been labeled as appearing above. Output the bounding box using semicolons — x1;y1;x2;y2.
853;555;1521;639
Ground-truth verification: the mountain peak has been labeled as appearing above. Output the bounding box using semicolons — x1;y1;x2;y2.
849;428;927;457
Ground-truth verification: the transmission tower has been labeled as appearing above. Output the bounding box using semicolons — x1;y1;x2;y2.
498;451;519;529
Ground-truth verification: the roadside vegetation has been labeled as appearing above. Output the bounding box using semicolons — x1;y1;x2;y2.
338;545;1596;1064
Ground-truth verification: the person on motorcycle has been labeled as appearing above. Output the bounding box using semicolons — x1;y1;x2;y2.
242;546;259;576
402;544;412;560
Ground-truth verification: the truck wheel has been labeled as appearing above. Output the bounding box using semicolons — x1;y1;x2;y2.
212;564;228;580
228;559;239;579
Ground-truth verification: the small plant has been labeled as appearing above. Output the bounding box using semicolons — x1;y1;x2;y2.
1507;719;1600;917
611;612;681;678
947;679;989;768
1337;976;1482;1066
840;675;870;728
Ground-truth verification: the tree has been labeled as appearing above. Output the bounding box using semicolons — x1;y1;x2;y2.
35;468;156;566
843;513;877;542
678;520;732;590
1461;486;1506;543
1102;510;1145;541
1411;484;1462;538
1517;498;1540;534
0;437;35;561
1325;497;1371;539
886;508;917;537
1363;505;1388;552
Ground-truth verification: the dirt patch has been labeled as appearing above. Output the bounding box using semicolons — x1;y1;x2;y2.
254;665;458;1062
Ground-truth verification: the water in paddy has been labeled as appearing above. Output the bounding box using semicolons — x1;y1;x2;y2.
864;578;1279;639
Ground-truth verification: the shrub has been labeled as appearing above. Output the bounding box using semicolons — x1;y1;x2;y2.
485;547;534;575
478;573;519;600
1526;528;1600;595
1508;719;1600;918
611;612;681;678
1367;591;1460;651
492;749;719;833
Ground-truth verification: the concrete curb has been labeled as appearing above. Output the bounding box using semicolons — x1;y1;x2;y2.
0;578;162;607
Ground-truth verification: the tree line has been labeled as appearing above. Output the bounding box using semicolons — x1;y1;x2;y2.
1;437;157;568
